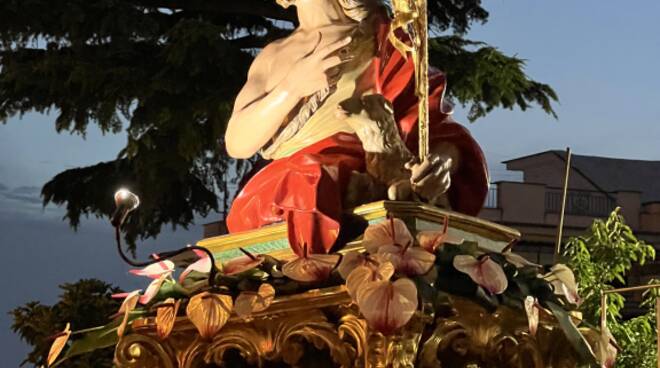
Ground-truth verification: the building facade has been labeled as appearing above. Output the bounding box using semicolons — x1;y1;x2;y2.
480;150;660;306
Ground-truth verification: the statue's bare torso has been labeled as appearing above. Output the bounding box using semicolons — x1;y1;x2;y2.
255;24;357;95
225;1;455;210
224;17;358;159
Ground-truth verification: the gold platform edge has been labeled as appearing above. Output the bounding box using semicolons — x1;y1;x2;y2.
197;201;521;255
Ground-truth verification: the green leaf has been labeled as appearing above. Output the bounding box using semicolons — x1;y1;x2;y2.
546;301;599;367
53;310;145;367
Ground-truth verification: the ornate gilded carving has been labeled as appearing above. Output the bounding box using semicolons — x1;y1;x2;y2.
115;333;176;368
419;296;584;368
116;290;594;368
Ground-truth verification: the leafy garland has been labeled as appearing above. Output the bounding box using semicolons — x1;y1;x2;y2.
46;217;607;367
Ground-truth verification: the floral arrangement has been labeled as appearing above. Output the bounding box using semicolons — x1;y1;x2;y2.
46;217;604;367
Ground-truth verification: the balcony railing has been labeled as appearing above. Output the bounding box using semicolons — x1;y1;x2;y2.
545;190;615;217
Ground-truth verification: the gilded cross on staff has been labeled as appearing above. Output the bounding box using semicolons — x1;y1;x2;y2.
389;0;431;161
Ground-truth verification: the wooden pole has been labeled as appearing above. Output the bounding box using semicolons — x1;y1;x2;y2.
656;297;659;368
600;291;607;332
554;147;572;263
598;283;660;365
602;284;660;294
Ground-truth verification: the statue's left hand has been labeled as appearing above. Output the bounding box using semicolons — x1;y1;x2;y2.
405;153;453;206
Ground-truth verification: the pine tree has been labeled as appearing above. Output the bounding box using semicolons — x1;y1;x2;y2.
0;0;557;246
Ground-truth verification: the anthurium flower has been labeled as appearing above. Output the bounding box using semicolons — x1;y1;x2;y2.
355;272;418;335
453;255;508;294
524;296;539;337
345;262;395;301
234;283;276;317
337;251;377;280
47;323;71;367
186;292;233;339
140;275;171;304
503;251;541;268
375;244;435;276
362;218;413;253
155;298;181;340
223;252;265;276
282;253;340;282
179;249;213;283
600;327;619;368
543;264;580;305
129;260;175;279
114;289;141;337
415;219;463;253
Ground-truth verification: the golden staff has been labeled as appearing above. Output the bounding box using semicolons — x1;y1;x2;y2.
389;0;430;161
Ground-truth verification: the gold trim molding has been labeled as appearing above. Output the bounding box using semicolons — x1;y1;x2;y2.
116;287;589;368
198;201;521;261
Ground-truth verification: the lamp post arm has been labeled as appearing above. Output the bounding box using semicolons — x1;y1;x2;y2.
114;226;218;288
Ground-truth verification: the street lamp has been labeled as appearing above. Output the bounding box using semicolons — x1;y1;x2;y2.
112;189;218;288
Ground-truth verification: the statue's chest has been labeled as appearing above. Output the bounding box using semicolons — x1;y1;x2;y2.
265;28;356;92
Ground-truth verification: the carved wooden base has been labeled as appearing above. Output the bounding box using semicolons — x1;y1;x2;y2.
115;288;586;368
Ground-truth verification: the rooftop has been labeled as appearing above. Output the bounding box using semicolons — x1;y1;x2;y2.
505;150;660;204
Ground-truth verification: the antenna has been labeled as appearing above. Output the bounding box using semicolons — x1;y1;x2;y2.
554;147;572;263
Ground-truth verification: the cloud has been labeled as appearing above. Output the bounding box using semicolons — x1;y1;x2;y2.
0;185;42;205
12;186;40;194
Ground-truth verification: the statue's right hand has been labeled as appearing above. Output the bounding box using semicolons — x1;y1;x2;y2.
285;33;353;98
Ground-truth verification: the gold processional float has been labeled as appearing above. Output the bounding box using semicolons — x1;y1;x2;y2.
44;1;619;367
47;198;613;368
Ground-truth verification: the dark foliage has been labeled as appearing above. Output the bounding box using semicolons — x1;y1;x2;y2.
0;0;557;247
10;279;122;367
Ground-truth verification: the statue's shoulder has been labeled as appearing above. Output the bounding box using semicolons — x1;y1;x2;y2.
250;35;293;72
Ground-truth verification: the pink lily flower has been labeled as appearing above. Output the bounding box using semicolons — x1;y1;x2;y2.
129;259;175;279
453;255;508;294
503;251;541;268
114;289;141;337
543;264;581;305
357;278;418;335
234;283;276;317
375;244;435;277
141;276;167;304
362;218;435;276
601;327;619;368
179;249;213;283
47;323;71;367
337;251;377;280
524;296;539;337
112;276;168;307
362;218;413;253
223;251;265;276
282;252;340;283
345;262;395;301
349;262;418;335
415;218;463;253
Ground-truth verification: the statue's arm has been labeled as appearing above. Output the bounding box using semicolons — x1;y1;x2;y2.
224;45;302;159
225;35;353;159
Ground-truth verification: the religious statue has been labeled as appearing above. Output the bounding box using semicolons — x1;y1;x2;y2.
224;0;489;257
41;3;616;367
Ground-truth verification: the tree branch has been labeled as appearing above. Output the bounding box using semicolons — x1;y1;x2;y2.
133;0;297;22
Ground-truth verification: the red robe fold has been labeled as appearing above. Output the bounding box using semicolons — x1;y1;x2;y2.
226;20;489;257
